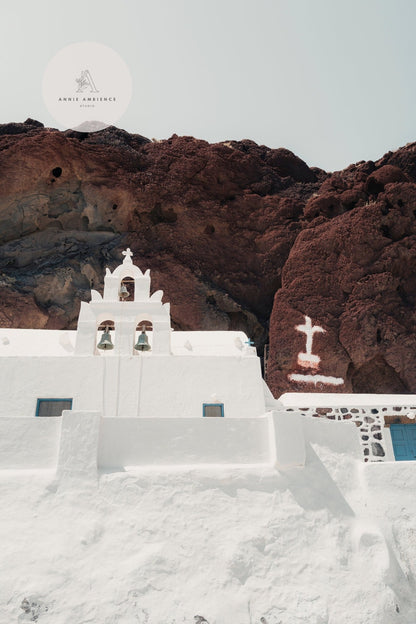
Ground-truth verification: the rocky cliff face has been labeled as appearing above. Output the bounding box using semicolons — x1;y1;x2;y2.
0;118;415;395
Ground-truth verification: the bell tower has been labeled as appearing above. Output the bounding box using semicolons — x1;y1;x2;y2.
75;249;171;355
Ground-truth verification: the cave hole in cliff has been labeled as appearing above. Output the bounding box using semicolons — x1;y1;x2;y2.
344;200;356;211
51;167;62;178
113;204;118;210
397;284;412;306
150;202;178;225
366;177;384;196
380;224;392;239
351;355;408;393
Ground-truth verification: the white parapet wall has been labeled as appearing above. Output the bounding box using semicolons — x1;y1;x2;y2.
0;408;367;474
269;411;306;469
57;411;101;480
98;415;273;467
0;417;61;469
302;415;363;459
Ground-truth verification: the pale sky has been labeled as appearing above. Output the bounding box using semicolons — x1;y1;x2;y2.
1;0;415;171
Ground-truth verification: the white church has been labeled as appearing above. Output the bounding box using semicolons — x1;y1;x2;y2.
0;248;415;474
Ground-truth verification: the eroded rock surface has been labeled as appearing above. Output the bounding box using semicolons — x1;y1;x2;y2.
267;150;416;395
0;119;415;395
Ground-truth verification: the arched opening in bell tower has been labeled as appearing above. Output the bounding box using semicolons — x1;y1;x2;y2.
119;277;135;301
96;320;115;353
134;320;153;353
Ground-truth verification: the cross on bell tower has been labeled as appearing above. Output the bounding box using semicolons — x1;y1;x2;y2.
122;248;133;263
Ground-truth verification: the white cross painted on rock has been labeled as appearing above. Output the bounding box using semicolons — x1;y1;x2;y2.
288;314;345;386
122;248;133;263
296;315;325;368
297;315;325;355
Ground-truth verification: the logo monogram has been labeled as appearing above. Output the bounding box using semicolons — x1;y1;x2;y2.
43;42;131;132
75;69;99;93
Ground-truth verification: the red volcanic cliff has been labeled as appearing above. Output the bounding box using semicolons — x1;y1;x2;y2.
0;118;415;395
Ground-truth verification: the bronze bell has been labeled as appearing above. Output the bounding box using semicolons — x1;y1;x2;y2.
134;326;151;351
97;326;114;350
119;284;129;300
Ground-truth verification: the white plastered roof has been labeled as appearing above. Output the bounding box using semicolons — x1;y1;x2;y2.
0;328;255;357
279;392;416;407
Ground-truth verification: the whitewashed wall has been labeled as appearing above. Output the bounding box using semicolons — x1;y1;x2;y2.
98;416;272;467
0;357;104;417
0;354;265;419
118;355;265;419
0;409;368;473
0;417;61;469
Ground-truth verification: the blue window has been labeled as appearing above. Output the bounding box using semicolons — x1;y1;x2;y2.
36;399;73;417
203;403;224;417
390;424;416;461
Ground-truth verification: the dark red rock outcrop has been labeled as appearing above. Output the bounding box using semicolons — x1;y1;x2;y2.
0;119;416;396
267;154;416;396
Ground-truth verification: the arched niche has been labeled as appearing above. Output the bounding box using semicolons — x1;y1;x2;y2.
96;319;115;353
97;320;115;331
119;276;135;301
134;319;153;353
136;319;153;332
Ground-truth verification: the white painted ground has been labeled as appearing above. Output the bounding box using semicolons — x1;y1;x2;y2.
1;438;416;624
